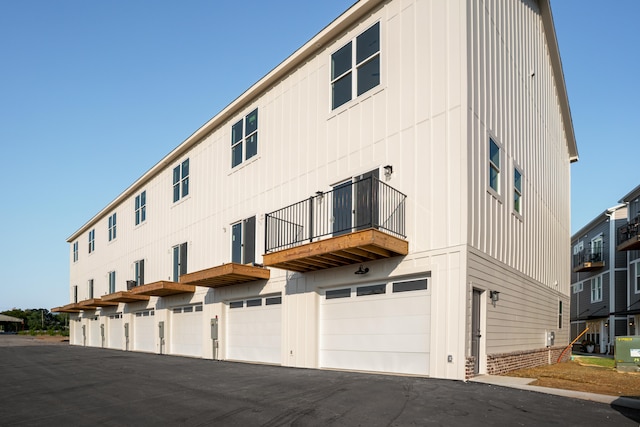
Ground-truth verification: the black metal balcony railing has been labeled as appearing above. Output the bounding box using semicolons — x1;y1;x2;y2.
617;216;640;247
572;248;604;269
265;176;406;253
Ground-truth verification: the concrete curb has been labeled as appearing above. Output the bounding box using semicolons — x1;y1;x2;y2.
470;375;640;411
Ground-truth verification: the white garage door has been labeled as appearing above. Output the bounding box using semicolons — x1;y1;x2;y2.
320;278;431;376
88;316;101;347
227;294;282;364
170;304;203;357
133;309;155;352
72;318;83;345
107;313;123;350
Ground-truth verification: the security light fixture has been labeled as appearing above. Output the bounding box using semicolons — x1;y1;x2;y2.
383;165;393;179
489;290;500;306
355;265;369;275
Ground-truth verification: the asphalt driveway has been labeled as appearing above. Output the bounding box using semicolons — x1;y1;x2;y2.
0;335;638;426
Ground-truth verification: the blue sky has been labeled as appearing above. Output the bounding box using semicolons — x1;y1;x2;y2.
0;1;638;312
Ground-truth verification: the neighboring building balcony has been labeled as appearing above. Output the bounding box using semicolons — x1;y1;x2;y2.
179;263;270;288
263;176;408;272
617;216;640;251
572;249;605;272
129;281;195;297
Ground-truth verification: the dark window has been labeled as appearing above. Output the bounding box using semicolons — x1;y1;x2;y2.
231;109;259;168
326;288;351;299
183;306;193;313
173;308;182;314
173;159;190;202
357;284;386;296
173;242;188;281
489;138;500;193
135;191;146;225
108;213;117;241
247;298;262;307
331;22;380;110
393;279;428;293
266;296;282;305
88;229;95;253
232;216;256;264
195;304;203;312
230;301;243;309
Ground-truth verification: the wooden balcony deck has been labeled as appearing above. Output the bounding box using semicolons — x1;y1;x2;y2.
102;291;151;303
573;260;605;273
52;303;83;313
262;228;408;273
179;263;270;288
617;235;640;251
77;298;119;309
129;281;195;297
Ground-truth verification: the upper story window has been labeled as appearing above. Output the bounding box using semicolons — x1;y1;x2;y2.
73;285;78;303
513;167;523;214
590;275;603;303
331;22;380;110
633;260;640;294
173;159;190;202
108;213;117;241
172;242;188;282
88;279;94;299
72;241;78;262
135;191;146;225
231;109;258;168
108;271;116;294
489;138;501;194
232;216;256;265
88;229;95;254
572;282;583;294
134;259;145;286
591;235;603;261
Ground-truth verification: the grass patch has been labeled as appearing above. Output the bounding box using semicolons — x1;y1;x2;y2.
573;356;615;369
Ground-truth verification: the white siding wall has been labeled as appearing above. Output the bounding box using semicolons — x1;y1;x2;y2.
467;0;571;293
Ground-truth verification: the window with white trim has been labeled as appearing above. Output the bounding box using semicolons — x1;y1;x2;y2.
72;241;78;262
88;229;95;254
108;271;116;294
591;234;603;262
231;216;256;265
572;282;583;294
514;167;523;214
231;109;258;168
634;260;640;294
172;159;189;202
489;138;500;194
331;22;380;110
590;275;602;303
134;259;145;286
88;279;94;299
135;191;146;225
108;213;117;241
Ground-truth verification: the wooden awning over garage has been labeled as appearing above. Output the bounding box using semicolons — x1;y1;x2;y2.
129;281;195;297
179;263;270;288
52;303;83;313
102;291;151;303
77;298;119;310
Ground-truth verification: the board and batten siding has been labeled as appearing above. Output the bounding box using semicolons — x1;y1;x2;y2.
467;0;571;296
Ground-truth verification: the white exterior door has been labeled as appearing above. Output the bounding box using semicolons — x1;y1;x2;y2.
133;309;155;352
73;319;83;345
227;295;282;364
319;278;431;376
107;314;123;350
170;304;203;357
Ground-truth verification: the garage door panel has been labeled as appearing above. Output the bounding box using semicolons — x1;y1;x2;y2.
108;317;123;350
227;297;282;365
320;282;431;376
171;306;202;358
133;312;155;352
322;314;430;335
321;350;429;375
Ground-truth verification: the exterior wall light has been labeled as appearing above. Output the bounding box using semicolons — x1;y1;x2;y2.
355;265;369;275
489;290;500;307
383;165;393;179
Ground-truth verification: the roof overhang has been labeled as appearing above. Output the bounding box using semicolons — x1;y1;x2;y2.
538;0;579;163
77;298;119;310
179;263;270;288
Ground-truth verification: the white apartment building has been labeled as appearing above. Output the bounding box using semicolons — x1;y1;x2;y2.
55;0;578;380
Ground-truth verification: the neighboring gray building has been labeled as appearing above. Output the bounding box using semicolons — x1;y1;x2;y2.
571;185;640;353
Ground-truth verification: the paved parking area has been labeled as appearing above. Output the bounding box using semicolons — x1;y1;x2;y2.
1;335;638;426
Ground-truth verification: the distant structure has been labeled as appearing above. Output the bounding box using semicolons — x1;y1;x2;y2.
571;185;640;353
54;0;578;380
0;314;24;333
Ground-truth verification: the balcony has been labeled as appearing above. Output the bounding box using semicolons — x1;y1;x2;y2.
77;298;119;310
179;263;270;288
617;217;640;251
102;291;151;303
573;249;605;272
263;176;408;273
52;303;83;313
129;281;195;297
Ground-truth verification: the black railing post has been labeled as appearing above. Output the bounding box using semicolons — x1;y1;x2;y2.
309;196;314;243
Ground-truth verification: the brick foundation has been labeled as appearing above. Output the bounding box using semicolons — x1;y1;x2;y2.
466;346;570;379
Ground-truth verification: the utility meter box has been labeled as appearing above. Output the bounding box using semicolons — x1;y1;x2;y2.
615;336;640;373
211;318;219;340
546;331;555;347
158;321;165;339
124;323;129;338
